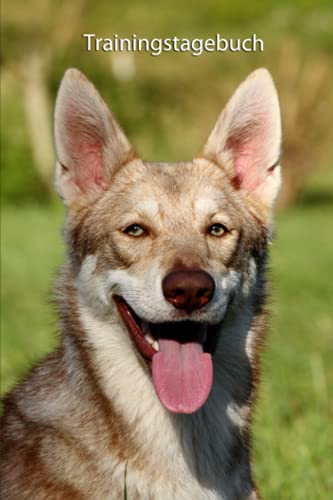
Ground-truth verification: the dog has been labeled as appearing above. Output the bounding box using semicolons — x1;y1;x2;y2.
1;68;281;499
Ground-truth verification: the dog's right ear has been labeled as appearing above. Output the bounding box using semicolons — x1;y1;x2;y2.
54;69;136;206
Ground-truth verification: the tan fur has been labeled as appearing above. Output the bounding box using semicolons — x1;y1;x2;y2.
1;68;281;499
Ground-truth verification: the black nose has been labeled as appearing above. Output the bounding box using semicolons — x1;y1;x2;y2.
162;269;215;313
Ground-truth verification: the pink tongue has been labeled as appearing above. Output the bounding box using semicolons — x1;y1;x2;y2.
152;339;213;414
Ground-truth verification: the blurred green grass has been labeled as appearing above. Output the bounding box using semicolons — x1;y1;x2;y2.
1;186;333;498
254;200;333;498
1;204;64;390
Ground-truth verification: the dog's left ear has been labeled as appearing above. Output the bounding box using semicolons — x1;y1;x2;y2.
201;68;281;208
54;68;136;206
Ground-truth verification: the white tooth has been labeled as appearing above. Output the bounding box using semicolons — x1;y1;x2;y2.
152;340;159;351
144;333;154;345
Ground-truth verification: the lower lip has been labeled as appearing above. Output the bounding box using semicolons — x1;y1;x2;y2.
113;296;156;360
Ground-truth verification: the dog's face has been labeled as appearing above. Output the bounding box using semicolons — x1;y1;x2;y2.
54;68;281;414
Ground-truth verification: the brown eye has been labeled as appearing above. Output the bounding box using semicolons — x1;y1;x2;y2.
208;223;228;237
123;224;146;237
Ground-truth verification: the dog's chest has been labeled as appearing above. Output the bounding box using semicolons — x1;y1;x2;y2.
85;421;247;500
91;457;228;500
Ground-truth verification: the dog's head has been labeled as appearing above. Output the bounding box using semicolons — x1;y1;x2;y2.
54;68;281;414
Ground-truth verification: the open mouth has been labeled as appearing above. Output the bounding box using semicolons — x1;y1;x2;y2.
113;295;220;414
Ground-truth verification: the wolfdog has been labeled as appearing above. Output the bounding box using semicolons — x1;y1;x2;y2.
1;68;281;499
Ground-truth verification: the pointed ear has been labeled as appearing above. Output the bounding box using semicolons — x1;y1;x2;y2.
201;68;282;208
54;68;136;205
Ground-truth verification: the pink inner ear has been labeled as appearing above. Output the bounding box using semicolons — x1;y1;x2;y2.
64;105;108;192
227;121;269;192
73;141;107;191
